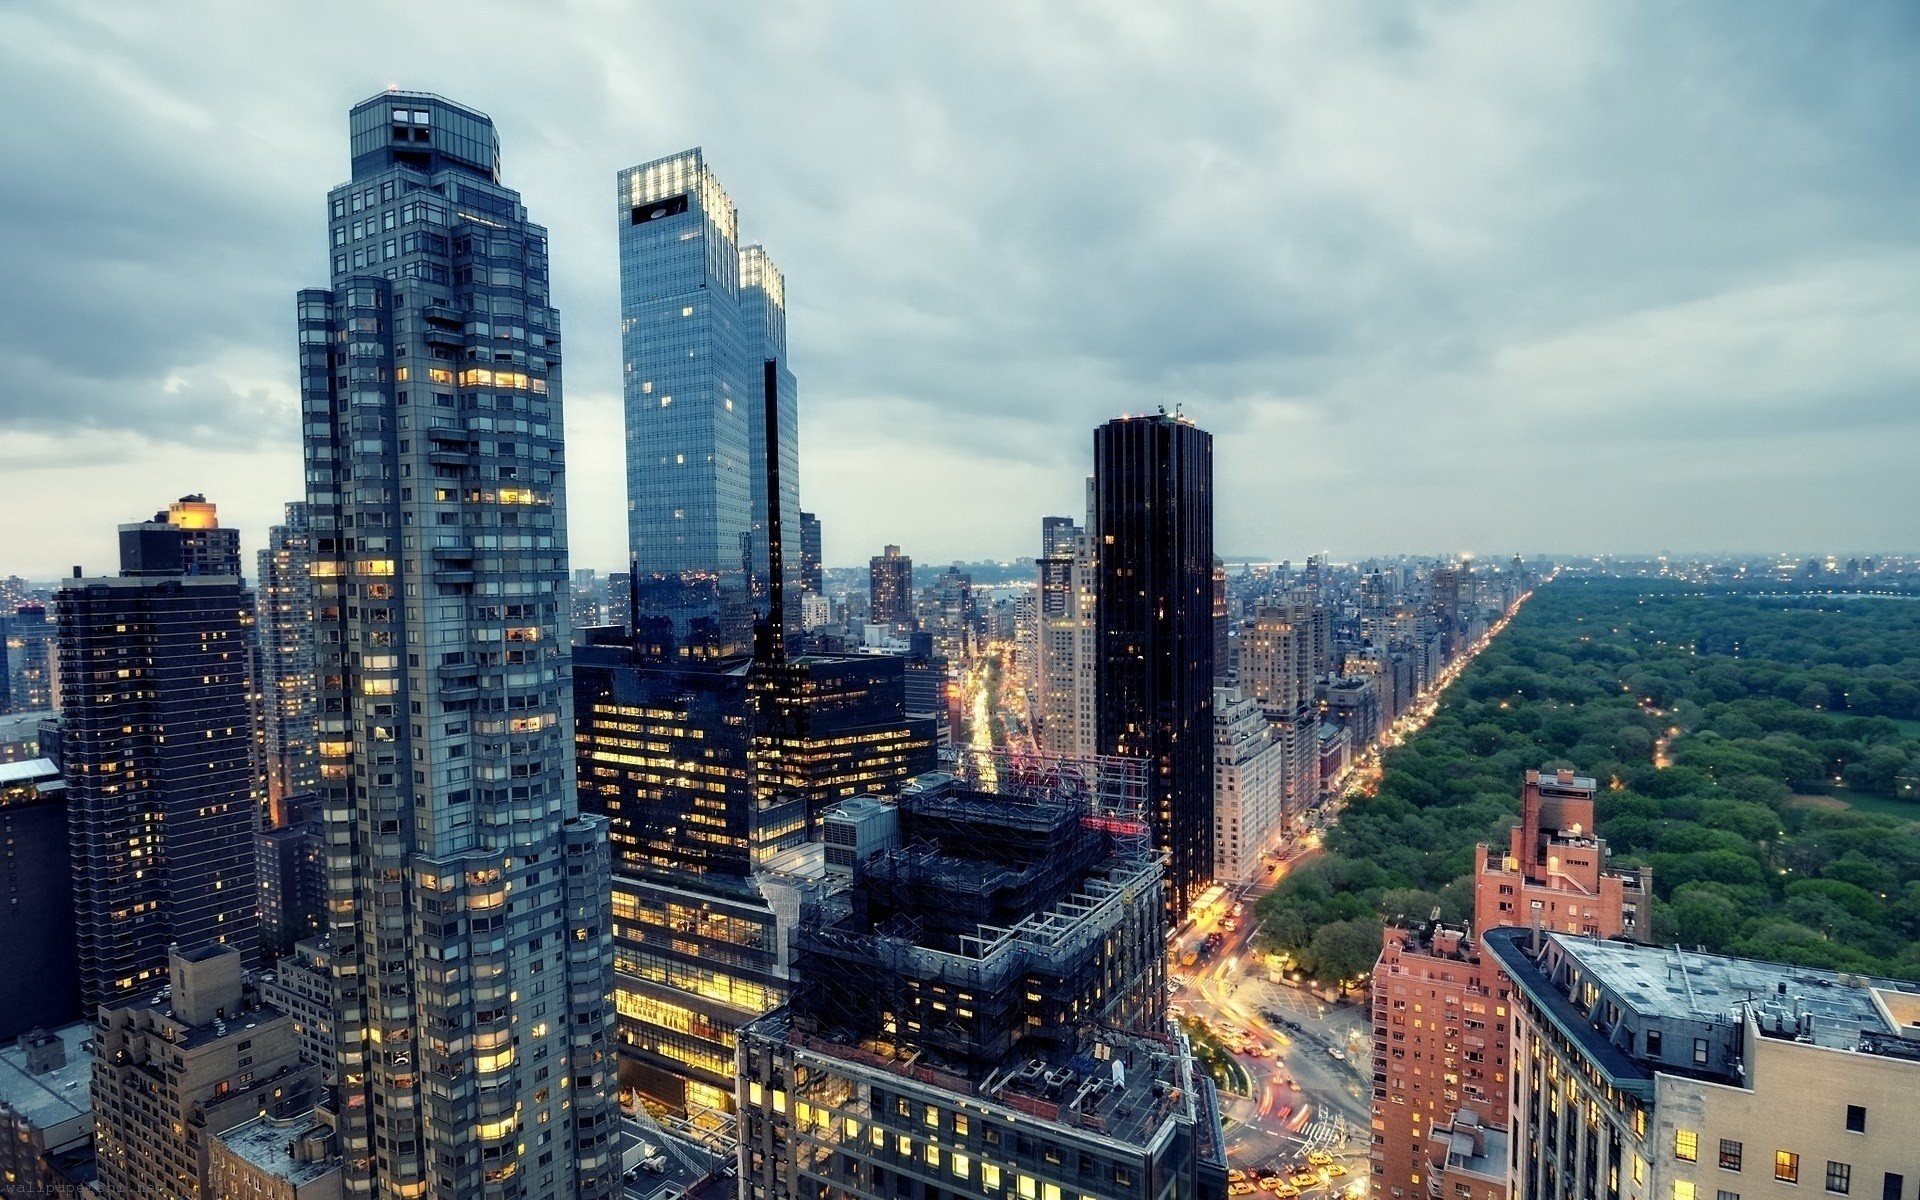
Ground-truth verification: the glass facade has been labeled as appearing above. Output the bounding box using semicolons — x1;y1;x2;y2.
1095;413;1215;918
299;91;617;1200
618;151;800;658
258;501;319;810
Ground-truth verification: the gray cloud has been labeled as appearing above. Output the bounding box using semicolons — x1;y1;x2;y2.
1;0;1916;578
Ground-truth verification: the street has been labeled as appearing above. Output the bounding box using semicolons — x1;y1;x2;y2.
1170;853;1372;1190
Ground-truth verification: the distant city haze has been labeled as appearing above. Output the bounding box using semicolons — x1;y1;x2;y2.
2;4;1917;574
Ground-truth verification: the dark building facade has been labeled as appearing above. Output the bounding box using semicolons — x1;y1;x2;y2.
1094;412;1215;916
799;510;824;594
737;772;1227;1200
57;540;261;1011
868;545;914;627
256;794;327;957
0;757;78;1038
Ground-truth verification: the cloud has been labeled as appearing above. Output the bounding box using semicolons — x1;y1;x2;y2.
0;0;1916;578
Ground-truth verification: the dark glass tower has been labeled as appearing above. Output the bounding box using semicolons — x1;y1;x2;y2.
618;151;800;659
297;92;616;1200
56;504;261;1012
1094;411;1215;917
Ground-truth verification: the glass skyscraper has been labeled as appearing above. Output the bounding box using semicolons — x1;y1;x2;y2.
297;91;617;1200
1095;411;1215;918
259;500;319;813
618;151;800;659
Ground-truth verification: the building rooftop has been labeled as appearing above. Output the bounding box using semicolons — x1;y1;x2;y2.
1485;928;1920;1093
762;1009;1201;1154
0;1024;94;1131
1551;933;1909;1051
214;1113;338;1188
0;757;62;788
110;988;290;1053
1432;1113;1507;1183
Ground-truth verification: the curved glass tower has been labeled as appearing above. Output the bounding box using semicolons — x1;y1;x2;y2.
297;92;618;1200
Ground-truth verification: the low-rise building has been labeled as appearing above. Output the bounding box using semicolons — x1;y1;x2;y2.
207;1111;342;1200
0;1023;95;1194
92;944;322;1200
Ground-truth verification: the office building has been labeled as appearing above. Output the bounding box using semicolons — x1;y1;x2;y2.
574;643;935;1115
0;616;9;715
737;768;1226;1200
1212;687;1286;882
297;91;618;1199
869;545;914;628
258;502;319;811
620;150;799;659
0;1023;95;1195
1370;770;1650;1200
606;571;634;634
799;510;824;594
58;506;261;1013
1041;514;1079;559
93;944;325;1200
1488;929;1920;1200
1094;411;1214;915
0;757;79;1038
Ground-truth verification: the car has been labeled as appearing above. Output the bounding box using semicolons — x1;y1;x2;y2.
1307;1152;1333;1168
1221;918;1239;932
1230;1183;1257;1196
1326;1164;1348;1178
1327;1047;1345;1060
1228;1170;1247;1183
1274;1184;1300;1198
1291;1173;1321;1189
1258;1176;1286;1191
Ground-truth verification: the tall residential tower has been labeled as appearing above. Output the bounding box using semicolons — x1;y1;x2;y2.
297;92;616;1200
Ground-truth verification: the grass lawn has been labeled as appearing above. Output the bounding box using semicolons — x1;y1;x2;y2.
1791;791;1920;824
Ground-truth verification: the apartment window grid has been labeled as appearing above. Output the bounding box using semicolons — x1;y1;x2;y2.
1719;1140;1743;1172
1826;1163;1851;1196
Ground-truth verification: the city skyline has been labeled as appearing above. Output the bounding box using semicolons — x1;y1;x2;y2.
5;4;1920;578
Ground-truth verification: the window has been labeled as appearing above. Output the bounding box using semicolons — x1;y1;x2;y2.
1694;1037;1710;1065
1646;1030;1663;1058
1777;1152;1800;1185
1845;1106;1865;1134
1883;1175;1905;1200
1677;1131;1699;1162
1676;1184;1697;1200
1720;1140;1743;1172
1826;1164;1850;1195
1717;1192;1739;1200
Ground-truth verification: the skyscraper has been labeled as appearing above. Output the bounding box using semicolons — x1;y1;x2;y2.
797;510;823;594
119;494;242;576
297;91;617;1200
1094;411;1214;915
57;501;261;1012
7;604;53;712
619;150;800;659
258;501;318;812
868;544;914;627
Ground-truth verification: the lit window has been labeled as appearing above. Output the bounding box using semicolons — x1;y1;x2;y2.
1676;1184;1696;1200
1775;1152;1799;1184
1677;1131;1699;1162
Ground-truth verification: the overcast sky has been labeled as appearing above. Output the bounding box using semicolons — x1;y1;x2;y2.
3;2;1916;579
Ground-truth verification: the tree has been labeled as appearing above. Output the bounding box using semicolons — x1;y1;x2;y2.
1302;919;1384;986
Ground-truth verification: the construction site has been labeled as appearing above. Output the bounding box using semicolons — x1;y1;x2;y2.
788;752;1165;1076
